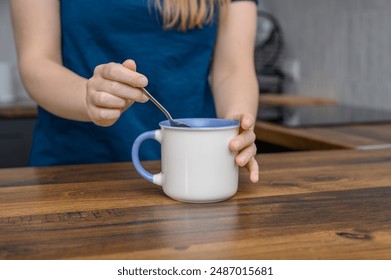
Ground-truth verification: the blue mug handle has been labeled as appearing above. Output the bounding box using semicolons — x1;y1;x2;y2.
131;129;163;186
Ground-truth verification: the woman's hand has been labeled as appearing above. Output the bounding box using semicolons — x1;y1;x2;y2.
86;59;149;127
229;113;259;183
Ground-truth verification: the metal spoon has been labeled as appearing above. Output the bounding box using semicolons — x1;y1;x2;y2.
140;88;190;127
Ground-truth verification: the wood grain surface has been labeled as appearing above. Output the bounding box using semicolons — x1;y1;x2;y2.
259;94;336;107
0;149;391;260
255;121;391;151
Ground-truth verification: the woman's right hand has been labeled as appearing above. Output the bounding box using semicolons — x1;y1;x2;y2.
86;59;149;127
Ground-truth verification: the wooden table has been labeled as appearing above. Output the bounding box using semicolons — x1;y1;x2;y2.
255;121;391;151
1;149;391;260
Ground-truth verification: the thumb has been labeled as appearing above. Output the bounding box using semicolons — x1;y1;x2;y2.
239;113;255;130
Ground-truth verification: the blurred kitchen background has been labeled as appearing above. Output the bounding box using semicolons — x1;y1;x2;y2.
1;0;391;167
257;0;391;109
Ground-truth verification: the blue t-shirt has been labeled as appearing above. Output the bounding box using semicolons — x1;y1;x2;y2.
29;0;257;166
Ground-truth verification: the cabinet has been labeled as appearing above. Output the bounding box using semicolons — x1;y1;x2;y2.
0;118;35;168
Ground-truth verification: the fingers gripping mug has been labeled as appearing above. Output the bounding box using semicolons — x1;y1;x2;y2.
131;118;240;203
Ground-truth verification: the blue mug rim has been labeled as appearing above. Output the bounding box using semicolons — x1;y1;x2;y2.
159;118;240;130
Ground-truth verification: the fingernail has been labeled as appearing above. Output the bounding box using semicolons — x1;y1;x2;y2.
245;119;253;129
232;140;240;150
141;93;149;102
138;77;148;87
237;156;245;166
252;173;259;183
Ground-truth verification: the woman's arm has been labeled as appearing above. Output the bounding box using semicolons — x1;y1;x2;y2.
10;0;90;121
10;0;148;126
211;1;259;182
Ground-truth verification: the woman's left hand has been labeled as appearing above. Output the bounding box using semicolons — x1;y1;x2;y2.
229;113;259;183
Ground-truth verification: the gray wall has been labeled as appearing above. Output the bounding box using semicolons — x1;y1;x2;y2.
0;0;29;102
262;0;391;110
0;0;16;63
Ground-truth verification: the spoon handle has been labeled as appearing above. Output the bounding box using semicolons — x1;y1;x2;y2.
140;88;173;121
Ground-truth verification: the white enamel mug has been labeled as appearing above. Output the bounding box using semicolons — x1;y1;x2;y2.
131;118;240;203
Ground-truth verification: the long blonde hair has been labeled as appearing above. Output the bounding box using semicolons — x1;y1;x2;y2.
153;0;229;31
